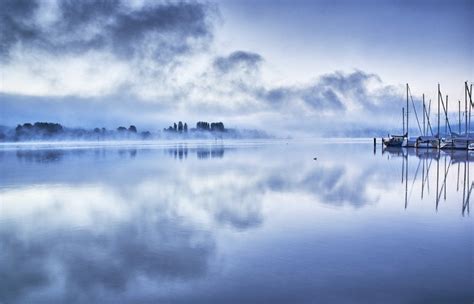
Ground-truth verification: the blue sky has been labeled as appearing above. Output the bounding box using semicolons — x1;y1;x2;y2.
0;0;472;136
216;0;471;92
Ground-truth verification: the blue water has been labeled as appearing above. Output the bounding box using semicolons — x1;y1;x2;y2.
0;140;472;303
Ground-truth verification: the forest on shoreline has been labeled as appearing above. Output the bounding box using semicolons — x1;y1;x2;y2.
0;121;270;142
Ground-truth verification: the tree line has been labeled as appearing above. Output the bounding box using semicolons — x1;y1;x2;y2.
164;121;225;133
0;120;236;142
3;122;151;141
164;121;188;132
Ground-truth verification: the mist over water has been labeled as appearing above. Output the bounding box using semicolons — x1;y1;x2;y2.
0;140;472;303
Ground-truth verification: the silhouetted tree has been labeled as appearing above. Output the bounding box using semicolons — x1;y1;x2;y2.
178;121;183;132
128;125;137;133
196;121;210;130
14;122;64;140
32;122;63;133
211;122;225;132
140;131;151;139
184;123;188;132
117;126;127;132
94;128;101;133
173;123;177;131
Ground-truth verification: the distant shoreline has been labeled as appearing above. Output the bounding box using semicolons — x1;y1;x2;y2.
0;121;273;142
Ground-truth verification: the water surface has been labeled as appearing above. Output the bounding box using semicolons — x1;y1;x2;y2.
0;140;472;303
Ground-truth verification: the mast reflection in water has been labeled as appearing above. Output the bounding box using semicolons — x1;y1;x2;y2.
382;147;472;215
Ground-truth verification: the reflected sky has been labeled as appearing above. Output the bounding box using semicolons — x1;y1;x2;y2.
0;141;472;303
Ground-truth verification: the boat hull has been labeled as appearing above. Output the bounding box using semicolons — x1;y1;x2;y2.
416;138;440;149
440;137;473;150
382;137;404;147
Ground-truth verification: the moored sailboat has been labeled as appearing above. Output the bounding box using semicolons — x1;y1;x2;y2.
383;133;407;147
383;106;407;147
417;136;439;149
440;82;473;150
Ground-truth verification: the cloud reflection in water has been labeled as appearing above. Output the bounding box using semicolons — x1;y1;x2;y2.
0;142;471;303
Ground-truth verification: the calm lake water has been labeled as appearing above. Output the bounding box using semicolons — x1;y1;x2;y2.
0;140;472;303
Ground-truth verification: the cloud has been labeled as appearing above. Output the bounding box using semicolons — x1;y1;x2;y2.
0;0;215;62
0;0;219;99
191;53;401;119
213;50;263;74
261;70;398;113
183;59;403;135
0;0;39;59
0;66;403;136
0;1;405;135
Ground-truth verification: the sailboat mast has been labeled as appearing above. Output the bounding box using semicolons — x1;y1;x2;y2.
402;107;405;135
459;100;461;134
406;83;409;137
445;95;448;135
438;84;440;137
465;81;468;135
423;94;426;136
466;82;472;133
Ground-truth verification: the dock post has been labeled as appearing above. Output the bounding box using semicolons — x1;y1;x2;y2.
373;138;376;154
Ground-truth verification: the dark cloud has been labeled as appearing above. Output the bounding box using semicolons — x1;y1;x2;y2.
317;70;405;113
307;70;377;109
300;85;345;110
261;70;397;113
213;50;263;74
0;0;39;58
205;51;399;116
0;0;216;61
319;70;379;96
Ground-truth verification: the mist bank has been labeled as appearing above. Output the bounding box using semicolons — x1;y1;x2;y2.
0;121;272;142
